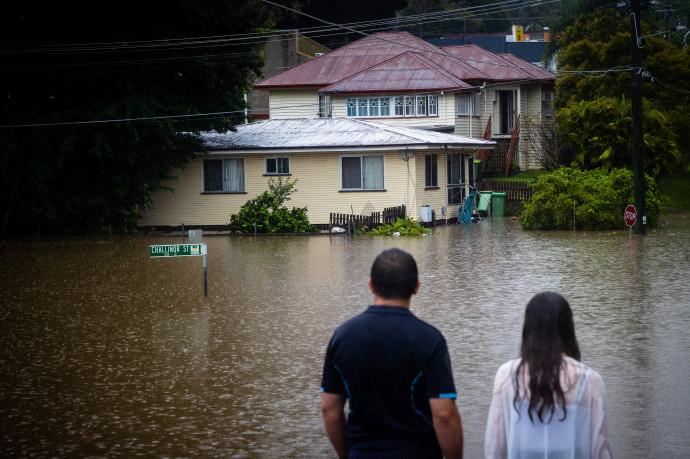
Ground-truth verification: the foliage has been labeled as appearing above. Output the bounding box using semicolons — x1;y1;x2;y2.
659;166;690;210
227;178;318;234
523;114;575;170
0;1;267;235
552;9;690;172
365;217;431;236
519;168;663;231
557;97;681;178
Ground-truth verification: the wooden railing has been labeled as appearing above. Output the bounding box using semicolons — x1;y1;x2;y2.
504;114;521;177
474;180;533;202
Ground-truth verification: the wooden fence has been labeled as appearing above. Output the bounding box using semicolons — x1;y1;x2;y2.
329;205;406;234
474;180;533;202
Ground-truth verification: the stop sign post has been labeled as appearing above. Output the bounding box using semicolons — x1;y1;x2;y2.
624;204;637;237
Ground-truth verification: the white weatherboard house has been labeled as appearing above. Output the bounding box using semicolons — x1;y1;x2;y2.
254;31;556;175
138;118;494;229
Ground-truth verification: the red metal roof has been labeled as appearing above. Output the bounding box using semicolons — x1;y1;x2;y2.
253;32;555;92
318;51;473;94
497;53;556;80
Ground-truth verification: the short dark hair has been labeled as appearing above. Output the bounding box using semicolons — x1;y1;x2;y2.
370;248;418;300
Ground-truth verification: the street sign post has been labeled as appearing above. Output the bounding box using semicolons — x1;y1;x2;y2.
624;205;637;237
150;243;208;296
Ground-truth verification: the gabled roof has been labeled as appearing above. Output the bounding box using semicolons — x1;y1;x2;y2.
317;51;473;94
200;118;495;152
253;31;554;93
497;53;555;81
439;45;554;81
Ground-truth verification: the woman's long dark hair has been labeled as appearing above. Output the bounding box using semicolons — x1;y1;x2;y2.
514;292;581;423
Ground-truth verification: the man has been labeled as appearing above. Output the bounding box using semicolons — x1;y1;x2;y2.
321;248;463;458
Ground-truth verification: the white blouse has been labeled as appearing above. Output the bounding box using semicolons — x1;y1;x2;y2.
485;357;612;459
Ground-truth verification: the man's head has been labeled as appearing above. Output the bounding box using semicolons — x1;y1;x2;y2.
369;248;419;300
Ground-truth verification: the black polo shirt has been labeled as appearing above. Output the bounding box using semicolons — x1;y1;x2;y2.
321;305;457;457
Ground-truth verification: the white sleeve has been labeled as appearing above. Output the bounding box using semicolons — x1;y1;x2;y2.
588;370;613;459
485;362;512;459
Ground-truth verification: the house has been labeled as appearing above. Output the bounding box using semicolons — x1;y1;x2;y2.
253;31;556;174
138;118;494;229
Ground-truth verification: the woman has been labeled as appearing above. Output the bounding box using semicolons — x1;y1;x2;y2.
485;292;612;458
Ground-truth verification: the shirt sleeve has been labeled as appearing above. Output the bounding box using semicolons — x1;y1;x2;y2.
320;334;346;395
485;362;512;459
424;336;457;399
588;370;612;459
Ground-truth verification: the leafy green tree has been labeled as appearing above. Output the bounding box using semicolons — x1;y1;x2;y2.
227;178;318;234
0;1;267;235
519;167;663;230
553;9;690;176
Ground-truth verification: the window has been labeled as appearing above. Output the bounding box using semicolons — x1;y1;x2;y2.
472;93;481;116
459;93;480;116
203;158;245;192
428;95;438;116
341;155;384;190
318;95;332;117
345;95;439;118
266;157;290;175
425;154;438;187
416;96;427;116
458;94;470;116
447;152;465;204
542;92;555;118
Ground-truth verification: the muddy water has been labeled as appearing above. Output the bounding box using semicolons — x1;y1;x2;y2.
1;212;689;457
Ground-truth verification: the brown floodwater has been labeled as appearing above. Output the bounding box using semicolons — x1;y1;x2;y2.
1;212;689;457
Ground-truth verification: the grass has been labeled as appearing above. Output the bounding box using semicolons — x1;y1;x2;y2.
483;170;550;182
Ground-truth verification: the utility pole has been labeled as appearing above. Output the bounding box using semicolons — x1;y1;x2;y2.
630;0;647;234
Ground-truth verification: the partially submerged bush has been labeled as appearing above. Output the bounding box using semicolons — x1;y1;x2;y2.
364;217;431;236
519;168;663;230
227;178;318;233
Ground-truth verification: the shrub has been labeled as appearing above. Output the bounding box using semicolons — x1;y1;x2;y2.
519;168;663;230
365;217;431;236
227;178;319;233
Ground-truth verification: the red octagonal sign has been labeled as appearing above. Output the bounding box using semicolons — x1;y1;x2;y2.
624;205;637;227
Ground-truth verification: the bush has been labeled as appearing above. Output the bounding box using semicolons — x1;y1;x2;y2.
365;217;431;236
227;178;319;233
519;168;663;230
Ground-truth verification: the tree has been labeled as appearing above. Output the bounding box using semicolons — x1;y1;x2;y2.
553;9;690;177
0;1;267;235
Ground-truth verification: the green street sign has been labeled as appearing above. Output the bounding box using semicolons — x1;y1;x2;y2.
149;243;204;258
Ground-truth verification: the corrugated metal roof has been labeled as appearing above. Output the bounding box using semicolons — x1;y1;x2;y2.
497;53;555;80
200;118;495;151
318;52;473;94
440;45;537;81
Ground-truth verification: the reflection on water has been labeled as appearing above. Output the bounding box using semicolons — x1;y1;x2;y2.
1;212;689;457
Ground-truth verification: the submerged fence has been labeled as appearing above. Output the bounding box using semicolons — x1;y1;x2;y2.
329;205;406;234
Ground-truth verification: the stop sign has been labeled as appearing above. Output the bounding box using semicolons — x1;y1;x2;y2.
624;205;637;227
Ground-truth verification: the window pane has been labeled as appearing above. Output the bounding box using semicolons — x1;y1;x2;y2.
370;98;379;117
203;160;223;192
405;96;415;116
458;94;469;115
428;95;438;116
266;158;277;174
342;157;362;189
472;94;480;116
357;99;368;117
346;98;356;117
380;98;390;116
394;97;404;116
416;96;427;116
447;153;463;185
425;154;437;187
278;157;290;174
362;155;384;190
447;186;465;204
223;158;244;192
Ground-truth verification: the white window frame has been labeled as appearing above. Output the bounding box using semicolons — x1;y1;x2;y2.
428;95;438;116
542;91;555;118
203;158;245;193
340;154;385;191
265;157;290;175
472;93;481;116
345;95;439;118
458;94;470;116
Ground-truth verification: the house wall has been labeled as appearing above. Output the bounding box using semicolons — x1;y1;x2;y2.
269;90;320;118
139;148;467;229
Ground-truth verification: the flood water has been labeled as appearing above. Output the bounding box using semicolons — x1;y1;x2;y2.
1;212;689;458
